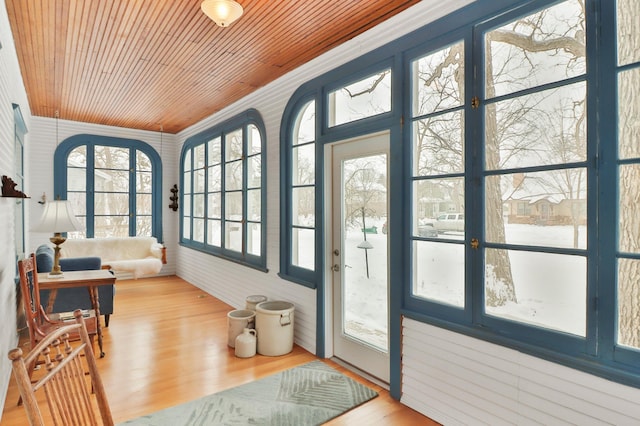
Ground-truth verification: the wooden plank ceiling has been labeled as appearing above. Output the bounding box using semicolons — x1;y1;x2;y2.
5;0;419;134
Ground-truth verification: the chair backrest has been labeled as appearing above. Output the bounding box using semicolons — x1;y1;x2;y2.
8;310;114;426
18;253;45;349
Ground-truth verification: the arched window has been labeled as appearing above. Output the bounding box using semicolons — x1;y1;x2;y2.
53;134;163;240
180;109;266;270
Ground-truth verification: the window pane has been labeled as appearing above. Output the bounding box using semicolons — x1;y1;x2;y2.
183;194;191;216
136;151;151;172
619;164;640;253
485;0;585;98
68;192;86;217
68;168;86;191
292;187;315;227
247;189;261;221
413;178;464;236
95;146;129;169
194;144;205;168
487;82;586;170
487;170;587;249
225;221;242;252
136;216;152;236
292;227;314;270
413;111;464;176
136;194;152;215
208;165;221;192
95;193;129;215
194;169;205;192
207;193;221;219
617;259;640;349
617;0;640;66
194;194;205;217
95;216;129;238
183;217;191;239
485;249;586;336
68;146;86;167
208;137;222;165
184;149;192;170
207;219;221;246
136;171;152;192
225;160;243;191
226;129;243;161
247;155;261;188
328;69;391;126
194;218;205;243
225;191;242;220
183;171;191;194
618;68;640;159
295;100;315;144
95;170;129;192
248;124;261;155
413;240;464;307
293;144;315;185
247;223;261;256
412;42;464;116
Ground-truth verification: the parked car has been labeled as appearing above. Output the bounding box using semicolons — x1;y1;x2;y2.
417;223;438;237
430;213;465;233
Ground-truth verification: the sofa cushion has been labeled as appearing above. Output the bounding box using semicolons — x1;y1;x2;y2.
60;236;163;278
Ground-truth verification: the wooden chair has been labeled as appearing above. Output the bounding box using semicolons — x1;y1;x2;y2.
8;310;114;426
17;253;99;399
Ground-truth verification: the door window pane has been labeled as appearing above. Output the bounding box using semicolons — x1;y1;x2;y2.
413;111;464;176
617;259;640;349
292;228;314;270
485;0;585;98
412;42;464;116
487;82;587;170
618;68;640;159
328;69;391;126
485;249;586;336
617;0;640;66
413;241;464;307
487;170;587;249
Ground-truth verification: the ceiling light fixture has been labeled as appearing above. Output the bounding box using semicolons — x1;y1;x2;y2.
201;0;243;27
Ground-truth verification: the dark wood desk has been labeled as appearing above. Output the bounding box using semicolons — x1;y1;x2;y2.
38;269;116;357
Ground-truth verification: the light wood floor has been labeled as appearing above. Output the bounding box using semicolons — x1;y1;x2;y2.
2;275;438;425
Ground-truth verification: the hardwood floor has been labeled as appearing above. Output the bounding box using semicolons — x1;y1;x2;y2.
2;275;438;425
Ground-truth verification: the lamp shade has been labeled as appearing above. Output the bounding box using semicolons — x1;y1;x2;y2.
32;200;83;233
201;0;243;27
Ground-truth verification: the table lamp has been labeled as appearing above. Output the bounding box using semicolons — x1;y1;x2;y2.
32;199;83;277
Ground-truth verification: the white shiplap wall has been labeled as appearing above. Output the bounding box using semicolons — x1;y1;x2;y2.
174;0;474;356
0;0;31;417
402;318;640;425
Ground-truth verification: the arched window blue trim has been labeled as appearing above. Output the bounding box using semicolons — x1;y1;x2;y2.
53;134;163;242
179;109;267;271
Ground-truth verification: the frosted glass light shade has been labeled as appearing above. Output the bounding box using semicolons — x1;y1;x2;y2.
201;0;243;27
32;200;82;233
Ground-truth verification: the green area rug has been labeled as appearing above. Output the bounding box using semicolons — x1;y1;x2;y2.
119;360;378;426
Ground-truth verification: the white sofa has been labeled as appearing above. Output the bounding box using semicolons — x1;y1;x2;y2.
61;236;165;279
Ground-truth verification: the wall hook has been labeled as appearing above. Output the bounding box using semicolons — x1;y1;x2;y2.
169;184;179;211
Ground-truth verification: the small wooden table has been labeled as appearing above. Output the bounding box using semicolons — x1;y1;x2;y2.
38;269;116;357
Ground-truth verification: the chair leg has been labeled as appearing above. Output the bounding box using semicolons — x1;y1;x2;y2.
104;314;110;327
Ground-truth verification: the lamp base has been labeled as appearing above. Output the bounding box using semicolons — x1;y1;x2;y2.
47;273;65;279
50;233;67;276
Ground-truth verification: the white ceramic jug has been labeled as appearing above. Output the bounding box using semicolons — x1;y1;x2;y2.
235;328;257;358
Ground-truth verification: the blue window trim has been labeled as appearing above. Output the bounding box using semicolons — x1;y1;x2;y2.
53;134;163;242
280;0;640;396
180;109;267;272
